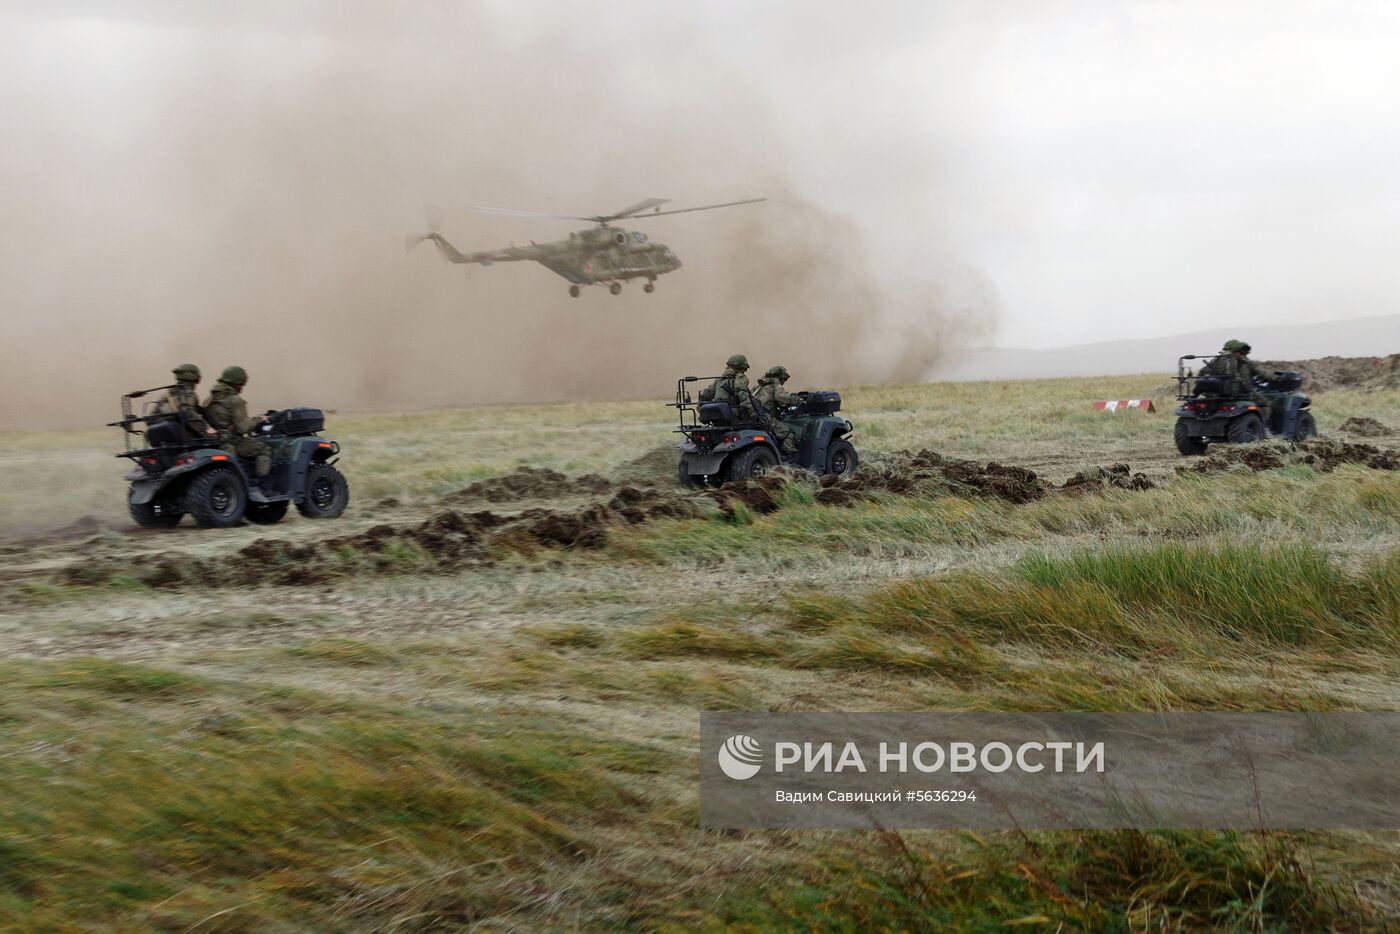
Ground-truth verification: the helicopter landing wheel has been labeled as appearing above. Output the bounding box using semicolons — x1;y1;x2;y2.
643;281;655;293
568;285;580;298
609;282;622;295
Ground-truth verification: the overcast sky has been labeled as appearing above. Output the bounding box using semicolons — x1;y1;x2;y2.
2;1;1398;424
930;1;1400;347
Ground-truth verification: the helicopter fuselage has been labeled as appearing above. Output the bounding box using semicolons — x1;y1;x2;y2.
531;227;681;286
418;225;680;295
413;195;762;296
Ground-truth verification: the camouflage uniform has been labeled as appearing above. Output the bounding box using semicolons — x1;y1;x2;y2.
1204;340;1274;423
754;365;798;455
204;366;271;477
704;354;757;420
154;363;213;439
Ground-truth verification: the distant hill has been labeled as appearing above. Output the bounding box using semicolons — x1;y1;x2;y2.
930;314;1400;382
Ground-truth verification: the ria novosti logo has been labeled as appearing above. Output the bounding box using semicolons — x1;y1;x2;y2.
717;734;763;780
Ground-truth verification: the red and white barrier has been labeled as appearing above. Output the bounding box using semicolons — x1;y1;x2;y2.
1093;399;1157;413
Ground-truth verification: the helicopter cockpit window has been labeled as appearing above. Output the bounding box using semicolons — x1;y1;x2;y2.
631;231;647;243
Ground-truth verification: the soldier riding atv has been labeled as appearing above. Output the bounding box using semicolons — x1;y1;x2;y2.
672;372;858;487
109;385;349;528
1172;348;1317;455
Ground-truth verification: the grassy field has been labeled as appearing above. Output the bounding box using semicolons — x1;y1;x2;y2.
1;374;1398;930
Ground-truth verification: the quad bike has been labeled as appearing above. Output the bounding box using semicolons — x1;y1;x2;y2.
109;386;349;528
672;375;858;487
1172;355;1317;456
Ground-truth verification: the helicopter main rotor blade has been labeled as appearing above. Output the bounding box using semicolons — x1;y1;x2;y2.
598;197;671;221
625;197;767;219
464;204;594;222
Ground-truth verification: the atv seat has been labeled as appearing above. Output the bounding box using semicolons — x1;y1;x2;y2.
1193;375;1225;397
144;416;190;447
698;401;734;425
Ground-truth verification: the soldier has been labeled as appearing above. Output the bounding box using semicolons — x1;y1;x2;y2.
1204;339;1275;422
701;353;757;419
155;363;216;439
204;365;271;478
754;364;799;455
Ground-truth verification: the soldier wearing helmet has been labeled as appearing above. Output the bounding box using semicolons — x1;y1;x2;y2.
1204;340;1275;422
155;363;216;439
701;353;757;419
754;364;799;455
204;365;271;478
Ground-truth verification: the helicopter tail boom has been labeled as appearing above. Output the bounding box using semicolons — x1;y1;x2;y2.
409;232;528;265
409;231;475;263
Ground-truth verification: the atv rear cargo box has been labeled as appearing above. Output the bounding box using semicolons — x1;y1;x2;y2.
801;391;842;416
269;407;325;435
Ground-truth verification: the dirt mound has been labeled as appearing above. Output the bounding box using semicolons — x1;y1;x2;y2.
943;460;1047;503
612;445;681;488
803;449;1153;506
1339;416;1395;437
1261;354;1400;393
813;486;861;507
1061;464;1156;493
710;476;788;517
825;449;1049;504
450;465;611;503
58;487;708;590
608;485;703;524
1178;439;1400;475
498;506;613;552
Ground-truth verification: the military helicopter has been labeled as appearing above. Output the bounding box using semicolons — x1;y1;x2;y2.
407;197;765;297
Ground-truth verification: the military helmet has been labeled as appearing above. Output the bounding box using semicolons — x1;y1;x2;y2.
725;353;750;370
220;365;248;386
1222;339;1250;354
764;365;790;381
172;363;201;383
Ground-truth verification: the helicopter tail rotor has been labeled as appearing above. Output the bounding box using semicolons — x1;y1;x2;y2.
407;205;455;256
425;204;447;233
414;232;474;263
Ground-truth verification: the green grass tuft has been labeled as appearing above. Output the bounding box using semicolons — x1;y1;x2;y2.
680;829;1369;932
784;543;1400;656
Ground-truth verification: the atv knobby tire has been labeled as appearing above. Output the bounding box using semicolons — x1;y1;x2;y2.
678;458;706;489
184;467;247;528
826;438;858;476
728;445;777;481
1173;419;1207;456
1226;414;1265;444
128;492;183;529
1292;411;1317;442
246;500;290;524
298;463;349;518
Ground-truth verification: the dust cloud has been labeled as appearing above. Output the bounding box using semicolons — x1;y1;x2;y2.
0;2;999;430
